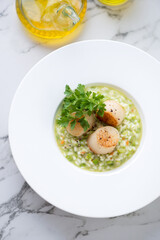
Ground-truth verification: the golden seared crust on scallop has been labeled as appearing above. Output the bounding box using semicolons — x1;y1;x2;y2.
66;114;95;137
87;126;119;154
96;127;119;147
97;100;125;127
98;112;118;126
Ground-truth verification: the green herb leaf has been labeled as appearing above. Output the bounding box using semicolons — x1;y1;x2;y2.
75;111;83;118
79;117;90;132
64;85;72;96
57;84;106;131
97;107;105;117
57;118;70;128
77;84;85;94
70;120;76;130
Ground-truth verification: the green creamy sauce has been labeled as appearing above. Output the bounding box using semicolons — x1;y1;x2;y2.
55;85;142;172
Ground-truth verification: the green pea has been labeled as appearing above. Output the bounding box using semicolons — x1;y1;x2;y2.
80;163;86;167
118;148;125;153
93;159;99;165
86;153;92;160
107;161;114;166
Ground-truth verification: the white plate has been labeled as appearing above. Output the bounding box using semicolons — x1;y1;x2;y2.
9;40;160;218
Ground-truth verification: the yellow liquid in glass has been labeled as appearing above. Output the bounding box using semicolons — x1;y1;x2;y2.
98;0;128;6
16;0;87;39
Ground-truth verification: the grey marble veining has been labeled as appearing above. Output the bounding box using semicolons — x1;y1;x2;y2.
1;0;160;239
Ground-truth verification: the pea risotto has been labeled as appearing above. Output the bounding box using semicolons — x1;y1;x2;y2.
55;85;142;172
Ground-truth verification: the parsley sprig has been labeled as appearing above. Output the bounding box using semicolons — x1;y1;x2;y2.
57;84;105;131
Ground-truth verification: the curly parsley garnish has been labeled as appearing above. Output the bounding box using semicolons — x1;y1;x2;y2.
57;84;105;131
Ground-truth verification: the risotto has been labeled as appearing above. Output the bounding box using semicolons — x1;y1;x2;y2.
55;85;142;172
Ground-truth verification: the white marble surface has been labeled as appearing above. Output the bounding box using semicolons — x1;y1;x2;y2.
1;0;160;239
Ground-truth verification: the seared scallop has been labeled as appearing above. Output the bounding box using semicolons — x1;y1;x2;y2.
97;100;125;126
66;114;95;137
87;126;119;154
